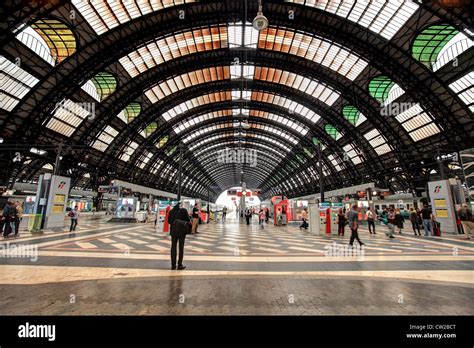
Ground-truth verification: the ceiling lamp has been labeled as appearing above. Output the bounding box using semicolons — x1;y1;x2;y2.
252;0;268;31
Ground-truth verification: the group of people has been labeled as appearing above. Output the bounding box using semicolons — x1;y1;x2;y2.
244;207;269;226
1;201;23;238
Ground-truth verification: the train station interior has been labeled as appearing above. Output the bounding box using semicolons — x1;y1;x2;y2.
1;0;473;316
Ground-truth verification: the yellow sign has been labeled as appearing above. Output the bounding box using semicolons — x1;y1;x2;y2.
434;199;447;207
435;209;449;218
52;204;64;214
54;194;66;203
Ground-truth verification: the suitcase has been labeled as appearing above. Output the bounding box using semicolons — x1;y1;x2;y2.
433;221;441;236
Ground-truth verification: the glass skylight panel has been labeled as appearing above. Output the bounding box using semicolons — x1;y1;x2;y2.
328;154;342;172
395;103;441;142
364;128;392;156
15;26;55;65
0;56;40;112
342;143;362;165
383;83;405;106
433;32;473;71
161;91;231;120
119;26;227;78
92;125;119;152
228;22;259;48
175;110;232;134
46;99;92;137
251;91;321;123
449;72;474;112
81;80;101;102
230;64;255;79
139;152;154;169
72;0;195;35
285;1;419;40
145;67;229;102
120;141;139;162
254;67;340;106
259;28;368;81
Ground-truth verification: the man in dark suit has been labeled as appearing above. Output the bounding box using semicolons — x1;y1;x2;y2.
168;202;191;270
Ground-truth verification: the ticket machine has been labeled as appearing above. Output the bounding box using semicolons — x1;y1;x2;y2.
319;202;331;235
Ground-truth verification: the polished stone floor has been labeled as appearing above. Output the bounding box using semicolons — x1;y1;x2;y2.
1;213;473;315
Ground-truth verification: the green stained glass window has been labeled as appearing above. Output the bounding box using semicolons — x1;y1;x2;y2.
91;72;117;100
166;145;177;156
325;124;339;140
368;76;394;103
31;19;76;64
124;103;141;123
157;135;169;148
312;137;320;146
342;105;360;125
303;147;314;158
296;154;306;164
412;24;458;68
144;122;158;138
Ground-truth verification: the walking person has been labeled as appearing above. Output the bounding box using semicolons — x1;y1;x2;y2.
259;209;265;229
265;208;269;223
394;208;404;234
367;207;376;234
245;207;252;225
222;206;227;222
337;208;346;236
2;202;16;238
347;204;364;247
14;201;23;237
458;204;473;240
421;204;433;236
68;205;79;232
168;202;191;270
191;203;200;234
409;208;421;236
299;209;308;230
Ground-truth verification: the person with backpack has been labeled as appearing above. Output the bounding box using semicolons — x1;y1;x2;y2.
168;202;191;270
68;205;79;232
458;204;473;240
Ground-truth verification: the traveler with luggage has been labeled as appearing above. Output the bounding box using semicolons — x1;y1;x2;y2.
168;202;191;270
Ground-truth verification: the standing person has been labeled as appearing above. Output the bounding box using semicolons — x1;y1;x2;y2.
2;202;16;238
191;203;200;234
299;209;308;230
394;208;404;234
168;202;190;270
265;208;269;223
337;208;346;236
14;201;23;237
347;204;364;247
421;204;433;236
222;206;227;222
409;208;421;236
385;208;396;239
366;207;376;234
259;209;265;229
245;207;252;225
458;204;473;240
68;205;79;232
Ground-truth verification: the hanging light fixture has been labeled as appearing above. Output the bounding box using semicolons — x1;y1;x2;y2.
252;0;268;31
